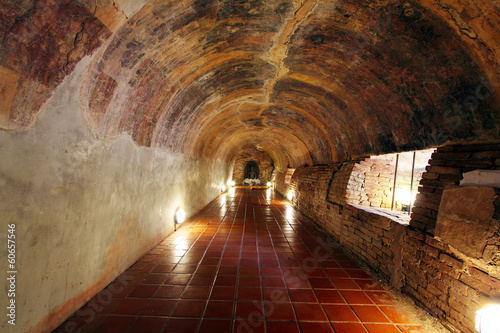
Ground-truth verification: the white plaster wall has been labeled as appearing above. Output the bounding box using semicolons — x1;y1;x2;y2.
0;57;231;332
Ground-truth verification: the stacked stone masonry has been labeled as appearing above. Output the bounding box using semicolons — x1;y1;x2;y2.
411;143;500;234
348;155;396;209
275;142;500;333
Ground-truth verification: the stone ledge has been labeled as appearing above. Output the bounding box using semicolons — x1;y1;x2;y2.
348;203;411;225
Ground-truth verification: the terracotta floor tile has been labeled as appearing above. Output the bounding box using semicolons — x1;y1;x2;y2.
365;291;397;305
262;276;287;288
162;318;199;333
75;297;121;317
315;289;345;304
105;283;135;298
210;286;236;300
260;259;280;266
201;257;220;265
364;323;402;333
233;319;266;333
241;251;259;259
198;319;232;333
238;275;261;287
92;315;135;333
196;265;218;274
220;258;240;265
354;279;385;291
263;288;290;302
180;286;211;299
235;301;265;320
171;299;206;317
112;298;149;315
345;269;372;279
240;258;260;266
323;304;360;322
54;316;104;332
60;188;433;333
219;266;239;275
261;267;282;276
280;258;300;267
267;321;300;333
289;289;318;303
379;306;416;324
264;302;296;320
124;271;148;284
141;299;177;316
237;287;263;301
171;264;197;274
321;261;341;268
340;291;374;305
189;274;215;286
294;303;329;321
214;275;238;286
152;264;175;273
140;273;169;284
165;274;192;285
337;260;359;269
128;284;159;298
128;316;167;333
308;277;335;289
299;322;335;333
155;286;184;298
332;322;369;333
332;278;362;290
324;268;349;278
203;300;234;318
351;305;391;323
162;256;182;264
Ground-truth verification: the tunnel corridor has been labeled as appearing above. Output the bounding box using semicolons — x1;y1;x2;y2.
54;187;437;333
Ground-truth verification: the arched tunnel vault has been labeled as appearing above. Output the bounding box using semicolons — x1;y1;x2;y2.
2;0;494;168
78;0;499;168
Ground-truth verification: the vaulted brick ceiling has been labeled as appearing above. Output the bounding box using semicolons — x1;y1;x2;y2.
2;0;499;170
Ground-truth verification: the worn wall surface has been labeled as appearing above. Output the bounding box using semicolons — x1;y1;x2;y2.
0;57;230;333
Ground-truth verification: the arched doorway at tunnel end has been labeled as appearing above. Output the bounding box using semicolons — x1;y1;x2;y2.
244;161;259;181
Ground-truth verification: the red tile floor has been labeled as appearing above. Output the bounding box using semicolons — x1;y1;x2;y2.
55;187;433;333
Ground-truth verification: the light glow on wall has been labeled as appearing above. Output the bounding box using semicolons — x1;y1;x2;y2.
287;191;293;201
476;304;500;333
231;181;235;186
221;185;227;192
266;181;271;187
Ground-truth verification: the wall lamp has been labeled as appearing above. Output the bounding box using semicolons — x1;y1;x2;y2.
174;208;186;231
287;192;293;201
231;181;235;187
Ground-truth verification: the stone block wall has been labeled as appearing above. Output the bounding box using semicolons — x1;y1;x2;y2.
411;143;500;234
275;141;500;333
288;166;334;230
402;222;500;333
276;163;403;283
348;155;396;209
